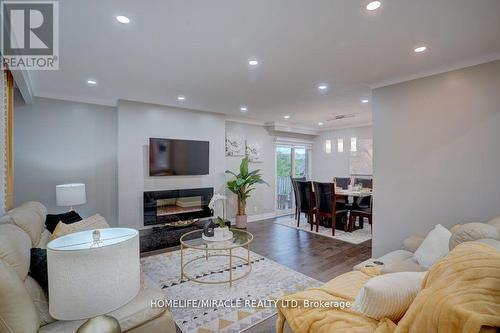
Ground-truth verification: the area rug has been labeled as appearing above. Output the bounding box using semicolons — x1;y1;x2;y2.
273;216;372;244
141;248;321;333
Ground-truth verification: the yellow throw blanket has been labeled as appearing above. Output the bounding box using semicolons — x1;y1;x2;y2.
391;242;500;333
276;242;500;333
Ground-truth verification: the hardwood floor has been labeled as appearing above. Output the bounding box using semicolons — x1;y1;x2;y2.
142;215;372;283
246;217;371;282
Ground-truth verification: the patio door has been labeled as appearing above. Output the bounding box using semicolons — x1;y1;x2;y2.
275;143;311;213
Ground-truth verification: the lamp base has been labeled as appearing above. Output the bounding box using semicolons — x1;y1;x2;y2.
76;315;121;333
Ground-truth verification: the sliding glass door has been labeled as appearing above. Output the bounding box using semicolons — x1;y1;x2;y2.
275;144;311;212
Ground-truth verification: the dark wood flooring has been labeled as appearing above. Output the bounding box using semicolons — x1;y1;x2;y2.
142;215;372;283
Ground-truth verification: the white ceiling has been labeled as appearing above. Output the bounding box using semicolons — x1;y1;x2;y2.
30;0;500;129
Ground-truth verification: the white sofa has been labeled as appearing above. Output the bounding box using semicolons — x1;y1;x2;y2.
353;217;500;273
0;201;176;333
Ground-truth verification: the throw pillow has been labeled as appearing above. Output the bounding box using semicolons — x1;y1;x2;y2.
29;248;48;293
51;214;110;240
352;271;427;321
414;224;451;269
45;210;82;233
449;222;500;250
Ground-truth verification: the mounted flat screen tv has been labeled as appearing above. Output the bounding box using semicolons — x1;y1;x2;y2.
149;138;209;176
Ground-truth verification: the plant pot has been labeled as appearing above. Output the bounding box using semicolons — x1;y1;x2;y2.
214;226;230;239
235;215;247;229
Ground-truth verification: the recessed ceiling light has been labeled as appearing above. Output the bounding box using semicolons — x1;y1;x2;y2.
284;115;290;119
87;79;97;85
318;122;324;126
414;46;427;53
248;60;259;66
177;95;186;101
240;106;248;112
318;84;328;90
116;15;130;24
366;1;381;11
361;99;369;103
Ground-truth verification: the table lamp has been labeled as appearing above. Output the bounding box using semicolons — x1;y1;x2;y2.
47;228;140;333
56;183;86;211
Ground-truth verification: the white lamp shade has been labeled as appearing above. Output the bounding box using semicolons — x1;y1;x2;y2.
47;228;140;320
56;183;86;207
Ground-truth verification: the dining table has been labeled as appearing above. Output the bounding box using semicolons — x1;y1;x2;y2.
335;189;373;231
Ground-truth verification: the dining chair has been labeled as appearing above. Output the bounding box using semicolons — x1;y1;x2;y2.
349;195;373;232
333;177;351;190
290;177;306;221
353;178;373;208
295;180;315;230
353;178;373;189
312;182;348;235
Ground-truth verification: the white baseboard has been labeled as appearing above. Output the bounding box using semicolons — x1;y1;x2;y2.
228;210;293;224
247;212;278;223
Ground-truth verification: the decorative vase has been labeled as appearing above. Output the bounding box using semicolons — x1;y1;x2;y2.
214;226;229;239
235;215;247;229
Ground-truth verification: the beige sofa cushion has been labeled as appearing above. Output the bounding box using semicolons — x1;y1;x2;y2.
352;271;427;321
0;224;32;279
37;229;52;249
488;215;500;231
38;289;166;333
21;201;48;223
402;235;424;253
8;206;45;246
381;257;427;274
25;276;56;326
0;260;40;333
449;223;500;250
353;250;414;271
51;214;110;240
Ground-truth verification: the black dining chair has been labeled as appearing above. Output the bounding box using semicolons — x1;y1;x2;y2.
312;182;348;235
333;177;351;190
353;178;373;210
350;195;373;232
295;181;315;230
353;178;373;189
291;177;306;221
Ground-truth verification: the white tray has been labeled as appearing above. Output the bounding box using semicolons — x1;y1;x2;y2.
202;231;233;242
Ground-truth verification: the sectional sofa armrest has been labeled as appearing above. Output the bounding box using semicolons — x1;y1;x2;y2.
402;235;425;253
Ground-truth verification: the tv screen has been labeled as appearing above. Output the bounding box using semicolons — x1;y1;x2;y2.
149;138;209;176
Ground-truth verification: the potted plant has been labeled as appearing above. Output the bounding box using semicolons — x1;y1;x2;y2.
226;157;268;228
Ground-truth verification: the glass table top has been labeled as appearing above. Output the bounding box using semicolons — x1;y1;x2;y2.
180;228;253;250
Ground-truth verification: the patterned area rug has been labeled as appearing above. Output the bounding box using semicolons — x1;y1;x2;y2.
273;216;372;244
142;248;321;333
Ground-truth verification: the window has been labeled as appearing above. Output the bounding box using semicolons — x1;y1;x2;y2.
275;139;312;212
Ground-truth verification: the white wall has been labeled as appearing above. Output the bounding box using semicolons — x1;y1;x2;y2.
0;68;5;214
117;100;226;229
372;60;500;257
225;121;276;217
14;95;118;225
312;126;372;182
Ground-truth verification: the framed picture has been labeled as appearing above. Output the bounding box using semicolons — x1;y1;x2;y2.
225;134;245;156
246;141;263;163
349;139;373;175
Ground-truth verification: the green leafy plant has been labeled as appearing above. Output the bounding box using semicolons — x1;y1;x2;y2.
225;157;268;216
